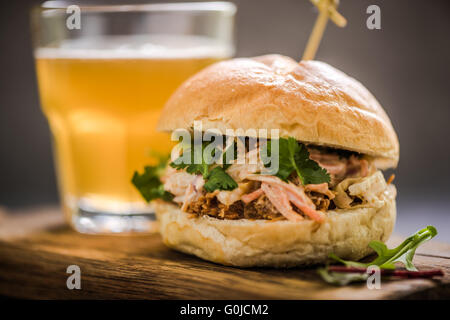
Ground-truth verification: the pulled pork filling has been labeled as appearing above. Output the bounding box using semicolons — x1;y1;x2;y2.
162;145;389;223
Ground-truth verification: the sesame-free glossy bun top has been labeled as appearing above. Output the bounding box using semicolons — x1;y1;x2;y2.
158;54;399;168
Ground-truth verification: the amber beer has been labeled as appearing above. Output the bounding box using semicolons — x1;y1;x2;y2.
35;36;228;218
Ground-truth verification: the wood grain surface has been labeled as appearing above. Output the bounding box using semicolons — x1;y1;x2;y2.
0;206;449;300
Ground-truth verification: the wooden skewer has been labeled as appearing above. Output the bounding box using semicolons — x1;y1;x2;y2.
302;5;330;61
328;2;347;27
302;0;347;61
387;173;396;185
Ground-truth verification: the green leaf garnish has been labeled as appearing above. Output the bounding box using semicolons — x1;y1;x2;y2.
261;137;330;185
132;164;173;202
170;138;238;192
318;226;439;286
170;141;210;177
204;166;238;193
329;226;438;271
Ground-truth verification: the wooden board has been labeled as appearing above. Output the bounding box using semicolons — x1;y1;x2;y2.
0;206;449;300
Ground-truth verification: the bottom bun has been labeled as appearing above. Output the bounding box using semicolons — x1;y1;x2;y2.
154;186;396;267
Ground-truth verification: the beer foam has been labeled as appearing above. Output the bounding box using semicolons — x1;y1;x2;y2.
35;34;234;59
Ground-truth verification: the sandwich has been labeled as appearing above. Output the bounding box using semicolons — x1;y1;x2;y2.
133;54;399;267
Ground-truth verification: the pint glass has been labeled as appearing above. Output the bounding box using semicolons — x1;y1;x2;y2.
32;1;236;233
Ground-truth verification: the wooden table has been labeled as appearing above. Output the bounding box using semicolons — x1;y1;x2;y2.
0;206;449;299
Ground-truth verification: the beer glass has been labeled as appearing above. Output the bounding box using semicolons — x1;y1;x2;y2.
32;1;236;233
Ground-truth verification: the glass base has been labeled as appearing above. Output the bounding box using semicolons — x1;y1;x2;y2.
70;204;158;234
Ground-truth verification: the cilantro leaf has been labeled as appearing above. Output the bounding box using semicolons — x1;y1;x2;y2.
132;165;173;202
329;226;438;271
170;137;238;192
294;145;330;185
204;166;238;192
170;142;210;178
262;137;330;185
262;137;295;180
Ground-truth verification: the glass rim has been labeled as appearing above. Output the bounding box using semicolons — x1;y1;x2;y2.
39;1;237;14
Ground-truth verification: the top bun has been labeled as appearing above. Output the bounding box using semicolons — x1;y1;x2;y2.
158;54;399;168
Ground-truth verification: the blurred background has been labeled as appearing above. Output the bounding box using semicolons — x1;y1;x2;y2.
0;0;449;239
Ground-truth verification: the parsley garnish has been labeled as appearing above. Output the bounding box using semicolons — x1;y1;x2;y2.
131;154;173;202
261;137;330;185
170;139;238;192
204;166;238;192
174;142;210;177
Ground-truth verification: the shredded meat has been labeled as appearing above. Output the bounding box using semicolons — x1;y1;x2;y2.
287;177;333;211
308;147;372;187
168;141;378;221
305;191;330;211
185;193;241;219
185;193;283;220
185;169;336;219
251;195;284;220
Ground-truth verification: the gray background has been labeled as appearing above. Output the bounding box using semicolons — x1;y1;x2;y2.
0;0;449;240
